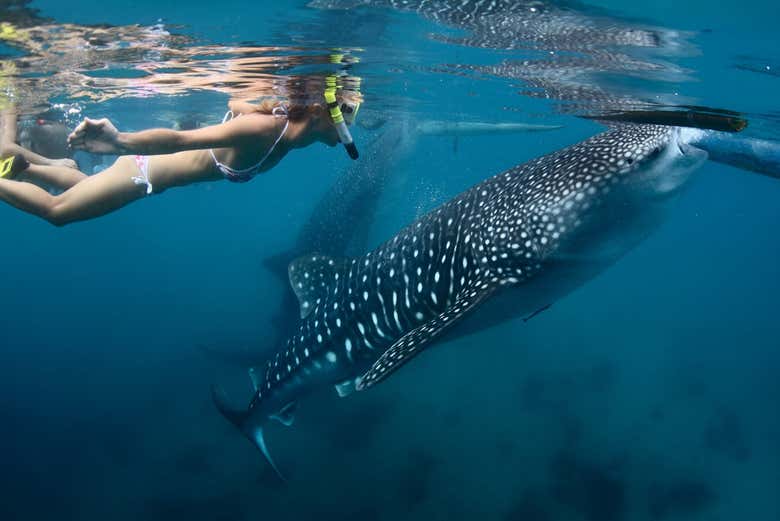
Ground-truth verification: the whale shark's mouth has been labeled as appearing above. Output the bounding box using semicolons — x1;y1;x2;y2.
647;139;708;195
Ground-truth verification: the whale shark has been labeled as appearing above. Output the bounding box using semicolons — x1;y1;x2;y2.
213;123;779;478
200;116;561;366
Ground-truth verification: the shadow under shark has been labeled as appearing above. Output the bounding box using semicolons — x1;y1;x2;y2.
213;123;780;478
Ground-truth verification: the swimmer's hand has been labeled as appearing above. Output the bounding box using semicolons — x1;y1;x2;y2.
67;117;124;154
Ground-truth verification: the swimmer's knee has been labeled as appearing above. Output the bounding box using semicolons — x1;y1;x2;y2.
44;198;72;227
45;208;68;227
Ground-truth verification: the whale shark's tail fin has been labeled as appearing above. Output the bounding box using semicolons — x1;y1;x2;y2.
211;385;287;482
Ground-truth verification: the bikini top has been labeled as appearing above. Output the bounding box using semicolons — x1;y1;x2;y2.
210;105;289;183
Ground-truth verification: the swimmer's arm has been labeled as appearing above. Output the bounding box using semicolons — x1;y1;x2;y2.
68;115;278;155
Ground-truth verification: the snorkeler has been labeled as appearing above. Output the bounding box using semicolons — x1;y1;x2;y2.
0;80;361;226
1;22;84;187
18;112;76;162
1;109;86;189
1;110;78;165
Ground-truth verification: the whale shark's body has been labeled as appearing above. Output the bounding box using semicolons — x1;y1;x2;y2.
262;118;561;339
202;117;560;366
213;123;731;475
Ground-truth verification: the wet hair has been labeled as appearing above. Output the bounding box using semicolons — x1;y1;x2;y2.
246;75;362;122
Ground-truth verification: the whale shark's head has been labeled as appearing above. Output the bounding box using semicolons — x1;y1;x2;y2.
521;125;710;264
610;125;708;197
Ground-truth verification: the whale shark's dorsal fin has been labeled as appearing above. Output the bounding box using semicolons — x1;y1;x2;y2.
288;254;350;319
357;280;499;391
262;250;294;281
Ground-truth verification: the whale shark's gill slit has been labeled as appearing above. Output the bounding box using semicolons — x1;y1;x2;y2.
376;286;394;335
447;219;464;305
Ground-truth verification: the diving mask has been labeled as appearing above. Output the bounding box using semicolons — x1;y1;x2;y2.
340;99;360;126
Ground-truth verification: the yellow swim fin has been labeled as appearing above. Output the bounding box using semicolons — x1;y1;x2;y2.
0;154;29;179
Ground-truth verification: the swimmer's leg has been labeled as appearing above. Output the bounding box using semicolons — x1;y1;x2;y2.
18;163;88;191
1;141;78;169
0;156;148;226
2;109;18;143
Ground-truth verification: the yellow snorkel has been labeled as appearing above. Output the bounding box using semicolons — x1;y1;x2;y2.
324;75;359;160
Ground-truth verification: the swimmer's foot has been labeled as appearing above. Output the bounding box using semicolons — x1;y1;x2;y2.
47;158;78;169
0;154;30;180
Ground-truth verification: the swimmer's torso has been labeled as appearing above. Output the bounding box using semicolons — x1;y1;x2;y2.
147;111;289;190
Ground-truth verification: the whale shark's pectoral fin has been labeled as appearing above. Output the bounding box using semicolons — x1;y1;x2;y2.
357;281;498;390
335;379;358;397
289;254;351;319
270;401;298;427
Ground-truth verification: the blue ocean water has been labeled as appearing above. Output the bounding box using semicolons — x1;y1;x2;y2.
0;0;778;520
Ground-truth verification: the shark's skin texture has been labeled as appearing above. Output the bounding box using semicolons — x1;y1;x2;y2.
214;124;728;476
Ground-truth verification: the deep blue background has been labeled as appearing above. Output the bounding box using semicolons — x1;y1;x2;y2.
0;1;778;519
